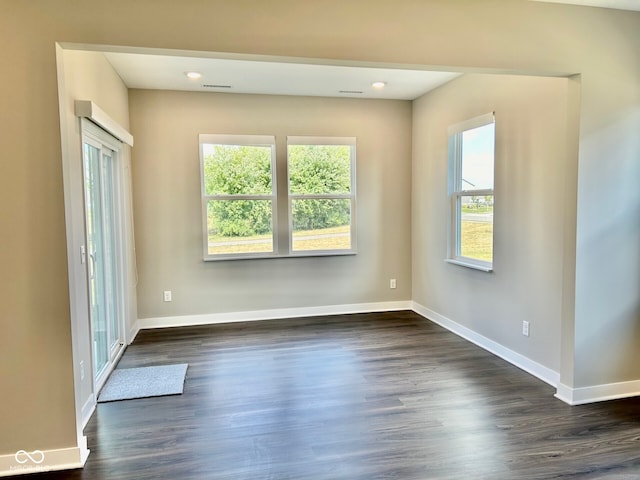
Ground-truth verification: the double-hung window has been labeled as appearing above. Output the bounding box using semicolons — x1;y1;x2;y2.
199;134;356;260
287;136;357;254
200;134;277;260
447;113;495;271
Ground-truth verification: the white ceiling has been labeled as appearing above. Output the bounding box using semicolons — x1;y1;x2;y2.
529;0;640;10
104;52;462;101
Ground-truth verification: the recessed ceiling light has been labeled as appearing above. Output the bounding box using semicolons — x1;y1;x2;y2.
372;81;386;89
185;71;202;79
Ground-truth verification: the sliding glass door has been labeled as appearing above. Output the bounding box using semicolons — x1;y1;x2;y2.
82;123;125;388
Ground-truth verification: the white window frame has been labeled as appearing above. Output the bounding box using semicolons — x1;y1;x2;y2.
446;113;495;272
199;134;277;261
287;136;357;256
80;119;128;392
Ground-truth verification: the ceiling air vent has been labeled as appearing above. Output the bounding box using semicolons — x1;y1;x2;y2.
339;90;363;94
202;84;232;89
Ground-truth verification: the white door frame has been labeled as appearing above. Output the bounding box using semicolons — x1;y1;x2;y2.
80;119;127;393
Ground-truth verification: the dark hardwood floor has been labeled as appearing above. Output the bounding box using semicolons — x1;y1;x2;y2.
32;311;640;479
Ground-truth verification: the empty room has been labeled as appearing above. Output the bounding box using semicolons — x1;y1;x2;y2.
1;0;640;478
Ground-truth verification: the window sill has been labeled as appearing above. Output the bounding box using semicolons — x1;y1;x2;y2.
205;251;357;262
445;258;493;272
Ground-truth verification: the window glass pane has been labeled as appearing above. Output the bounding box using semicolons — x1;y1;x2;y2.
206;200;273;255
203;144;272;195
288;145;351;194
461;122;494;191
459;195;493;262
291;199;351;251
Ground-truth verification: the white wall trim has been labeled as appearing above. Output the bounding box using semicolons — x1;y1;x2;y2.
411;302;560;388
554;383;575;404
135;301;640;407
137;301;413;330
0;444;89;477
128;321;140;345
555;380;640;405
81;395;96;430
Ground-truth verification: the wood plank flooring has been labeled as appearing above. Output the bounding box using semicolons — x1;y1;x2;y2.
32;311;640;479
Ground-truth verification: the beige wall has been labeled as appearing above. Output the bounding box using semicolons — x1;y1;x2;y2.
129;90;412;318
57;48;132;415
412;73;570;373
1;0;640;465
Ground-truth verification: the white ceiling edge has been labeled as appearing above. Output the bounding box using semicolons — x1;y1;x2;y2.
103;51;462;100
60;42;461;71
529;0;640;11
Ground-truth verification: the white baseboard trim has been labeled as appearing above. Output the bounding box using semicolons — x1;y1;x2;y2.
135;300;640;406
411;302;560;388
137;301;413;330
128;320;140;345
81;395;96;430
0;444;89;477
555;380;640;405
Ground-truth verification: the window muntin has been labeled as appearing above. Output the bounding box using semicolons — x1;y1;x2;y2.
287;137;356;254
448;114;495;271
200;134;277;260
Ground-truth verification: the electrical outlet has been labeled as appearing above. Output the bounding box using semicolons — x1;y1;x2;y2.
522;320;530;337
163;290;172;302
390;278;397;289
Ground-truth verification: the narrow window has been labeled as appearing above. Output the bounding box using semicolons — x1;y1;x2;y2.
287;136;357;254
447;113;495;271
200;134;277;260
